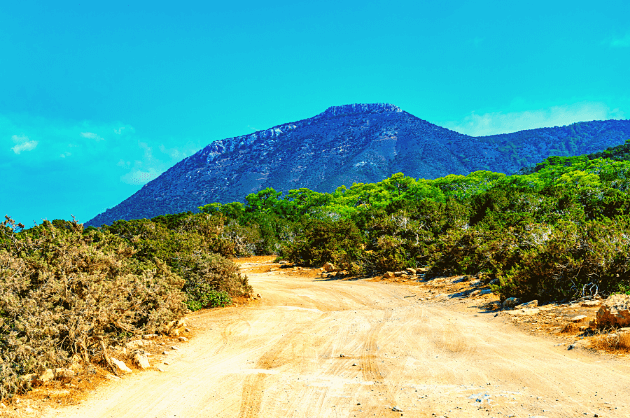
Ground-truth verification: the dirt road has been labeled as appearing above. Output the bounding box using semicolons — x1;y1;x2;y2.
45;261;630;418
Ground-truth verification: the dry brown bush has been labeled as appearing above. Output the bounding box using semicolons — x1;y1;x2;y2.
591;331;630;352
0;218;187;400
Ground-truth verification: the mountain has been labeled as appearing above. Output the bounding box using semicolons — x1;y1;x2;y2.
86;104;630;226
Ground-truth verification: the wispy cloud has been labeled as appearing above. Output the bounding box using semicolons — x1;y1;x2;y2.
158;143;198;160
445;102;625;137
80;132;105;141
114;126;135;135
1;114;204;224
609;33;630;48
11;134;38;154
1;114;202;188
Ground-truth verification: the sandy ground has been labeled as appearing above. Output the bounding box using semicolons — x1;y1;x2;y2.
39;260;630;418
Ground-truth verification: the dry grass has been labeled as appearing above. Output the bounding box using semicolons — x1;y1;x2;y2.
232;255;277;264
560;323;581;333
590;331;630;353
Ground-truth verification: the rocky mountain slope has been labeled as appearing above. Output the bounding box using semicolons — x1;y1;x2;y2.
87;103;630;226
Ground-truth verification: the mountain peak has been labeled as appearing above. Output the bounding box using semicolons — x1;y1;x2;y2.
316;103;402;118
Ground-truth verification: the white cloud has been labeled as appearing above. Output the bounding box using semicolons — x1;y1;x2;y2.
114;126;135;135
609;33;630;48
80;132;105;141
158;144;195;160
11;134;38;154
445;103;625;137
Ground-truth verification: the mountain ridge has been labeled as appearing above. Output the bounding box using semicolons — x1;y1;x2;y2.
87;104;630;226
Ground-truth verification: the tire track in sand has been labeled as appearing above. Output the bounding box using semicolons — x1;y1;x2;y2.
237;323;309;418
360;309;400;417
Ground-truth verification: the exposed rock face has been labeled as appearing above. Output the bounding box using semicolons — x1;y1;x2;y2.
596;294;630;327
86;104;630;226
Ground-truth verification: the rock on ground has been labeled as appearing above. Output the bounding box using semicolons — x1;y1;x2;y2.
111;358;132;373
596;294;630;327
503;297;522;308
322;262;336;272
133;352;151;370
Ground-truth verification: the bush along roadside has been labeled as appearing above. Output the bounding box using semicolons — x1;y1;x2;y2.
196;151;630;303
0;216;251;400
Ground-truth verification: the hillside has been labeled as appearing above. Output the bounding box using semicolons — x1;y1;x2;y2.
87;104;630;226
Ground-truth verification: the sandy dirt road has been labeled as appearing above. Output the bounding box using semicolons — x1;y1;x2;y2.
45;262;630;418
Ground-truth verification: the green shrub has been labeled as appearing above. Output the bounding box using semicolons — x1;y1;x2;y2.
283;218;364;271
185;288;232;311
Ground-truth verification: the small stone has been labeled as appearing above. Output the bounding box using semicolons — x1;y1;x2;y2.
156;366;166;372
111;357;132;373
339;354;345;358
352;363;357;366
502;297;522;308
39;369;55;382
383;272;395;279
105;374;121;381
143;334;158;339
517;300;539;308
171;346;179;350
323;262;336;272
133;352;151;369
55;368;75;380
162;351;169;355
486;301;502;311
178;337;188;342
126;340;145;349
571;315;588;322
392;406;403;412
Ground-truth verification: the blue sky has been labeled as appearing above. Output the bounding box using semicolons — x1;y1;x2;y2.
2;0;629;225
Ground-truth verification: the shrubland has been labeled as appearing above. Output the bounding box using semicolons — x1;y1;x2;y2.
0;213;251;399
198;141;630;304
4;140;630;399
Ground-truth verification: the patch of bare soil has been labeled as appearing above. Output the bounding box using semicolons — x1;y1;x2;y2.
15;260;630;418
377;270;630;357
